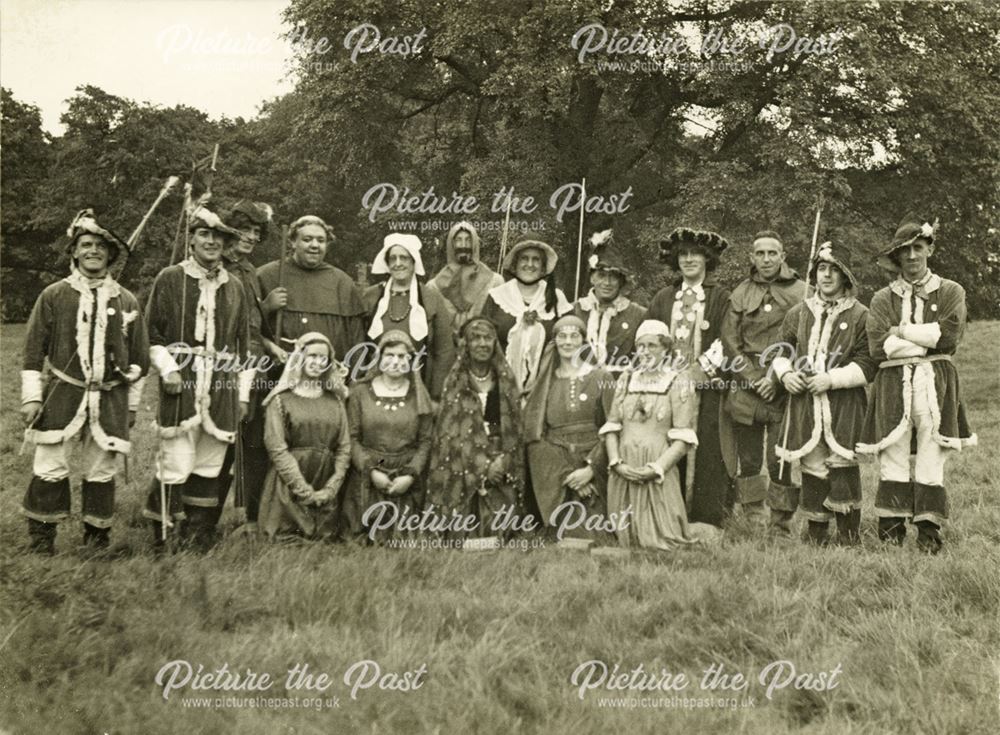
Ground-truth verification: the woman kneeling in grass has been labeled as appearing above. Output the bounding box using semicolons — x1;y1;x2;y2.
258;332;351;540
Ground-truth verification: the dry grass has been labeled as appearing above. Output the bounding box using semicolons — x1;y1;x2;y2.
0;321;997;734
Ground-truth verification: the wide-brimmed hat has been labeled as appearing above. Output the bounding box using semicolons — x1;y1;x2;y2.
586;229;628;277
65;209;127;264
809;241;857;289
658;227;729;271
502;239;558;275
227;200;273;237
188;205;240;239
877;215;937;272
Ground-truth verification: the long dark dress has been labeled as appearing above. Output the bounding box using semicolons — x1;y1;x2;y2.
341;381;433;541
259;390;351;539
525;367;614;537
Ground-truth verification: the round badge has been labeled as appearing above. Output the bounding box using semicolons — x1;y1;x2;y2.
764;304;773;313
301;317;308;324
696;291;705;302
701;320;710;330
840;322;848;330
931;304;938;312
106;307;116;316
579;393;589;402
686;312;696;322
621;322;629;330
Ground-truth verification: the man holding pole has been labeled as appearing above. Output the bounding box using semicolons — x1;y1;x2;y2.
856;216;976;553
721;231;806;534
20;210;150;554
142;205;253;550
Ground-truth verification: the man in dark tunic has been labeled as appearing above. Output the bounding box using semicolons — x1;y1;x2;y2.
20;209;150;553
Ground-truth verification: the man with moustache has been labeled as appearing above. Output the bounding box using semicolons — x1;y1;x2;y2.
257;215;366;368
429;221;504;330
721;231;807;534
647;228;732;527
856;217;976;553
771;242;875;545
20;209;150;554
571;230;646;373
143;206;253;550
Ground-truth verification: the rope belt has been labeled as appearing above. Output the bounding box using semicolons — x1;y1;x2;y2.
50;366;123;392
879;354;952;369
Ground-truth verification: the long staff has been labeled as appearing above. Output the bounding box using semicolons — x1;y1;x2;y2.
573;179;587;301
275;225;289;343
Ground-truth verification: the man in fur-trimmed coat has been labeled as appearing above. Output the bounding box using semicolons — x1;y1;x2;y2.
20;210;150;553
772;242;876;545
856;216;976;553
143;206;253;550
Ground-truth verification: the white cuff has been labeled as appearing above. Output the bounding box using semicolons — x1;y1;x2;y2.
827;363;867;390
884;335;927;359
771;356;794;379
150;345;180;376
598;421;623;436
124;363;143;382
667;427;699;446
900;322;941;349
21;370;43;404
238;368;255;403
128;377;146;412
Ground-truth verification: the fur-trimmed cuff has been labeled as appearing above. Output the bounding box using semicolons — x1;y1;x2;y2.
238;369;254;403
827;363;867;390
771;356;794;380
884;335;927;359
150;345;180;376
667;427;699;446
21;370;43;405
128;377;146;412
900;322;941;349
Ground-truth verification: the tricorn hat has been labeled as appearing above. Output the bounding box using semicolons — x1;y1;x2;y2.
586;229;628;278
877;215;937;272
65;208;127;264
810;241;857;289
227;200;273;237
502;239;558;275
658;227;729;272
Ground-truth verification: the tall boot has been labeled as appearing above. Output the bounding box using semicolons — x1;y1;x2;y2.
27;519;57;555
768;480;799;538
82;523;110;549
182;474;222;551
806;520;830;546
768;509;796;538
836;509;861;546
878;517;906;545
81;478;115;550
915;520;943;555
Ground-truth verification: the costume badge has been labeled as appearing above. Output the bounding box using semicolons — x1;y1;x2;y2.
764;304;772;312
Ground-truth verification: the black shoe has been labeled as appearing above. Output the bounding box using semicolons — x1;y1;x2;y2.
27;519;56;555
806;520;830;546
915;521;943;555
83;523;110;550
877;517;906;545
836;509;861;546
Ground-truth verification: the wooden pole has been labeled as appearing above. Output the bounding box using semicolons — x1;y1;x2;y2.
574;178;587;301
275;224;289;343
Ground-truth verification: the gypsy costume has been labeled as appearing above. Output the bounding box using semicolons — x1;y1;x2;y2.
341;331;435;541
258;333;351;539
426;318;525;538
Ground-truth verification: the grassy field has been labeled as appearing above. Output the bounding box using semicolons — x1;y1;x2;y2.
0;321;997;734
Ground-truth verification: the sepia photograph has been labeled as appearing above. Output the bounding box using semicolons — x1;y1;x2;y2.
0;0;997;732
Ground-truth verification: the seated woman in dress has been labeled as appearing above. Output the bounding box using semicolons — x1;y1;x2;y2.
362;233;456;401
341;330;434;542
426;317;525;539
600;320;721;550
481;240;573;397
258;332;351;540
523;315;615;537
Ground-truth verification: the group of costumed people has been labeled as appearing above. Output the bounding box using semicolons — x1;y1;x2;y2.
19;205;975;556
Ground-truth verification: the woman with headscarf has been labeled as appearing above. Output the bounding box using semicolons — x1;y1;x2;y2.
426;317;525;538
362;233;456;401
481;240;574;397
341;330;435;542
258;332;351;540
600;320;721;550
523;315;616;537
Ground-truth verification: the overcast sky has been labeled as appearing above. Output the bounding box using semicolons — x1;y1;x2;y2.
1;0;295;134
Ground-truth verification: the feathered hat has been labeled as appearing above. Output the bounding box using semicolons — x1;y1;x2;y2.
658;227;729;272
586;229;628;278
227;200;273;238
877;215;938;272
65;209;128;264
810;241;857;289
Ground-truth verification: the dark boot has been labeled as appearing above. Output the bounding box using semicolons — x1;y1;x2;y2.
836;509;861;546
806;520;830;546
915;520;943;555
768;510;796;538
27;519;56;555
82;523;110;550
878;517;906;545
